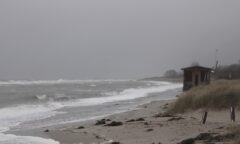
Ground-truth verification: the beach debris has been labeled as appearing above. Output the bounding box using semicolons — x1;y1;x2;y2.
196;133;214;140
111;142;120;144
95;135;101;139
158;123;163;127
103;140;120;144
167;117;184;121
162;103;169;109
77;126;85;129
126;119;135;122
178;132;235;144
178;138;195;144
105;121;123;126
144;122;149;125
126;118;145;122
135;118;145;121
92;133;107;141
153;113;173;118
146;128;154;132
190;116;197;120
95;119;107;125
44;129;50;132
217;126;224;129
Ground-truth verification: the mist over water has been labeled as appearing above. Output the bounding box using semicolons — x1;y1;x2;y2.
1;0;240;80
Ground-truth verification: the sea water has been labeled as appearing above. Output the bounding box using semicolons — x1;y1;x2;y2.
0;80;182;144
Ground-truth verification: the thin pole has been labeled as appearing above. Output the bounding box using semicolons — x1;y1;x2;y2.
202;111;208;124
230;106;235;122
215;49;219;71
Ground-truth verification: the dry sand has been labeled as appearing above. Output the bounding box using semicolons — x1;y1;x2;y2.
46;100;240;144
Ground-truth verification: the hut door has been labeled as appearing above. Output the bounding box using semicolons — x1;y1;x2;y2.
195;75;199;86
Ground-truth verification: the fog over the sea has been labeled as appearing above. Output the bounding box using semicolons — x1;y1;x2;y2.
0;0;240;80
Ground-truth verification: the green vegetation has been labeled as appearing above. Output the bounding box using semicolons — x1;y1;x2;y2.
168;80;240;113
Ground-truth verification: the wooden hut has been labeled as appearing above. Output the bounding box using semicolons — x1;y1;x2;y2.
182;66;212;91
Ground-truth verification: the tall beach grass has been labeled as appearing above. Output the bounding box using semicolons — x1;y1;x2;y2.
168;80;240;113
230;125;240;144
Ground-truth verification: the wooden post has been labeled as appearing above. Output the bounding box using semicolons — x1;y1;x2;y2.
230;106;235;122
202;111;208;124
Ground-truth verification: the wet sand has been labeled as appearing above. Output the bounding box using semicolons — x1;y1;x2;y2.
45;100;239;144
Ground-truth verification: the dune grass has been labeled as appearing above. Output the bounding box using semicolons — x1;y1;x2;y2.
231;125;240;144
168;80;240;114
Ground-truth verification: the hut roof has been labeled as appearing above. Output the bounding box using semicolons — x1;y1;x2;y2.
181;66;213;71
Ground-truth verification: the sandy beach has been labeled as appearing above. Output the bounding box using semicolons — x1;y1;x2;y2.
45;99;239;144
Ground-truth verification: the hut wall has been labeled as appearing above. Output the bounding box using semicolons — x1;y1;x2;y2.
192;71;201;86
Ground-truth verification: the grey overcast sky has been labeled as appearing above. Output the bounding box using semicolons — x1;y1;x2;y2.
0;0;240;80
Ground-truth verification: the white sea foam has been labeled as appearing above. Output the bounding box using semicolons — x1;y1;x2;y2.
36;94;47;100
0;103;62;144
0;103;63;132
0;133;59;144
66;82;182;107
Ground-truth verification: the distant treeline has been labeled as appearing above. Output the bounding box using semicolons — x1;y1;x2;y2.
141;61;240;81
214;63;240;79
139;69;183;82
164;69;183;78
164;61;240;80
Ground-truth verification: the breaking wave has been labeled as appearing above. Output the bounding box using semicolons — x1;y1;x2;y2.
67;82;182;107
35;95;47;100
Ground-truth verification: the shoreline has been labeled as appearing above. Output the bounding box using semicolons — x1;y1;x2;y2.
6;98;175;143
8;100;173;143
43;99;239;144
2;81;182;144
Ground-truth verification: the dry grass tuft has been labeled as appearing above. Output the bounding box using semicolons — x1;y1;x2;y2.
168;80;240;114
229;125;240;144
